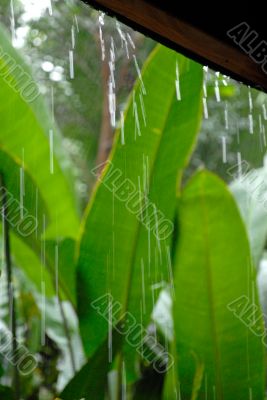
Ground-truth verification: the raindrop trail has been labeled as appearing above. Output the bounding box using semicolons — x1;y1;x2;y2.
10;0;16;45
262;125;266;147
237;152;242;178
69;50;74;79
133;99;141;138
203;97;209;119
224;102;229;130
203;80;207;98
74;15;79;33
133;55;146;95
214;80;221;102
221;136;227;163
127;33;135;49
20;148;25;219
35;188;38;238
108;39;116;127
49;129;54;174
71;24;75;49
139;92;147;126
98;12;105;60
51;85;54;123
116;22;129;58
41;281;46;346
108;296;112;362
120;111;125;145
248;87;253;112
55;243;59;299
108;78;116;127
122;360;127;400
175;61;181;101
141;258;146;314
248;113;254;134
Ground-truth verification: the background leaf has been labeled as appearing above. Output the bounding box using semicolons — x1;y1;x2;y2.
0;24;79;239
173;170;265;399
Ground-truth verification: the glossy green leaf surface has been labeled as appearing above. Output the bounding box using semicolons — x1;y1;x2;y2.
77;44;203;379
173;171;265;399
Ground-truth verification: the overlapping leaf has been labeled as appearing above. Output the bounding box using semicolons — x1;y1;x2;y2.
77;44;203;379
173;171;265;398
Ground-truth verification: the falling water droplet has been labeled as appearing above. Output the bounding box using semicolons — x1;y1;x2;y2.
20;148;25;219
127;33;135;49
214;80;221;102
108;295;112;362
116;22;129;58
133;55;146;95
49;129;54;174
120;111;125;145
175;61;181;101
203;80;207;98
262;125;266;147
51;86;54;123
221;136;227;163
248;113;254;134
248;87;253;112
262;104;267;120
55;243;58;298
98;12;105;61
71;25;75;49
69;50;74;79
141;258;146;314
139;92;147;125
35;188;38;238
133;100;141;138
224;102;229;130
237;152;242;178
108;78;116;128
74;15;79;32
122;361;127;400
10;0;16;46
41;280;46;346
203;97;209;119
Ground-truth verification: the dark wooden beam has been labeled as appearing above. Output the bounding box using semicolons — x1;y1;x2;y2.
82;0;267;93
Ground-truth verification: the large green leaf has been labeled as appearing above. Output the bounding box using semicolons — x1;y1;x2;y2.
0;25;79;303
77;44;203;378
0;24;79;239
0;128;75;303
173;170;265;399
